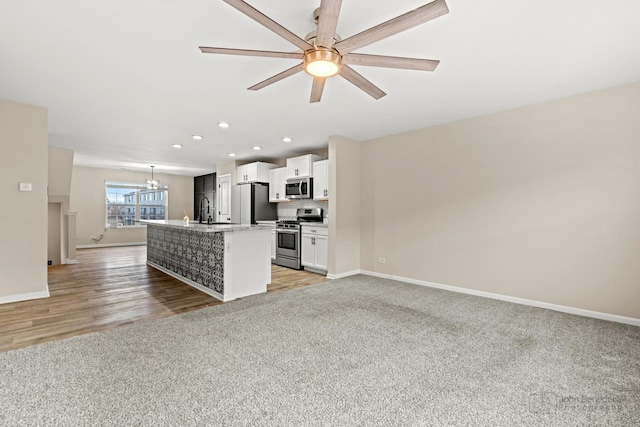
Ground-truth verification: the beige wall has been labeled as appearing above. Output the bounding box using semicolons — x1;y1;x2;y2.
70;166;193;246
48;147;74;264
328;136;361;276
0;99;49;301
48;202;62;265
242;148;330;169
48;147;74;197
358;82;640;319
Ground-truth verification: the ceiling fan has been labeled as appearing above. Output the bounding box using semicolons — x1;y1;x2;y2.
199;0;449;103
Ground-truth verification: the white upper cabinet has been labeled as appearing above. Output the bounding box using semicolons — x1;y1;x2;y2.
237;162;277;184
313;160;329;200
286;154;322;179
268;167;289;202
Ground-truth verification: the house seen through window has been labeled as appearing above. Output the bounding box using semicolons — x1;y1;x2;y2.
105;182;168;227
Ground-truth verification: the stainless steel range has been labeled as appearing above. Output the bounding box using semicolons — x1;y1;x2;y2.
275;207;323;269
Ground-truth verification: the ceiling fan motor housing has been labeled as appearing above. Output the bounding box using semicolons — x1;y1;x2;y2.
305;30;342;48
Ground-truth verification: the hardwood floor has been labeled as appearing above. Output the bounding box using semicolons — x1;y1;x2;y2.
0;246;328;353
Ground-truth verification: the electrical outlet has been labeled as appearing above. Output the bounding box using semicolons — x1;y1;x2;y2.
378;257;386;264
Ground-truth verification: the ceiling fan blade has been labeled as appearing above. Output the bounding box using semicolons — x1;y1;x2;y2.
248;63;305;91
223;0;313;51
199;46;303;60
310;77;326;103
339;65;386;100
334;0;449;54
315;0;343;48
343;53;439;71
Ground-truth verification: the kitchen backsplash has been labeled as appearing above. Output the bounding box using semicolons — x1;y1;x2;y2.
278;200;328;220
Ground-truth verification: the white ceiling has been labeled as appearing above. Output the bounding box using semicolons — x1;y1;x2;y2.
2;0;639;177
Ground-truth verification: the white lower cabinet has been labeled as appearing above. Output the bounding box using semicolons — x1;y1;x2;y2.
301;225;328;272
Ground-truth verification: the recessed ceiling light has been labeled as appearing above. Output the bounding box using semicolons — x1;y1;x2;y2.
253;146;261;151
191;135;203;140
282;137;292;143
172;144;183;149
218;122;230;129
228;153;236;157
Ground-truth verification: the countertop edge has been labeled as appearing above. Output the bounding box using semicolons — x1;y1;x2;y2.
300;222;329;228
140;220;273;233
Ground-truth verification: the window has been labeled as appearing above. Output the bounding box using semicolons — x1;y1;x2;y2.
105;182;168;227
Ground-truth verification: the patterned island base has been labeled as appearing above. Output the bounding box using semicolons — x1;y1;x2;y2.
145;221;271;302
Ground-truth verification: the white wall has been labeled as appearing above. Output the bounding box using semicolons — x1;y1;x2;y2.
0;99;49;303
357;82;640;319
70;166;193;247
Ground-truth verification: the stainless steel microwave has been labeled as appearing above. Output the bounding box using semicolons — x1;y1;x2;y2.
285;177;313;199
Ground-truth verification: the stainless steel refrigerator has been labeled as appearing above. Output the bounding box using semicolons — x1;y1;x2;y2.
231;183;277;224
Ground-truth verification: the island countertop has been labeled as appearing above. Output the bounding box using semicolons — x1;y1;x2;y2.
140;220;273;232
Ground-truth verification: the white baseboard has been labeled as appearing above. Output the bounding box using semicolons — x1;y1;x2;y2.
332;269;640;327
304;266;328;276
77;242;146;249
65;259;78;265
327;269;362;280
0;290;50;305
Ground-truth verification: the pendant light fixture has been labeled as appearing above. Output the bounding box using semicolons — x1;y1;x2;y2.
145;165;159;189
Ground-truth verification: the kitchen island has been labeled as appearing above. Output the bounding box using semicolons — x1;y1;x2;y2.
142;220;272;302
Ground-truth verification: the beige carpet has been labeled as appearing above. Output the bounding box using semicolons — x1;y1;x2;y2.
1;275;638;426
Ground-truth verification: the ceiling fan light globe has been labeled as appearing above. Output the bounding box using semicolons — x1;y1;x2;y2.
306;61;339;77
304;49;341;78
